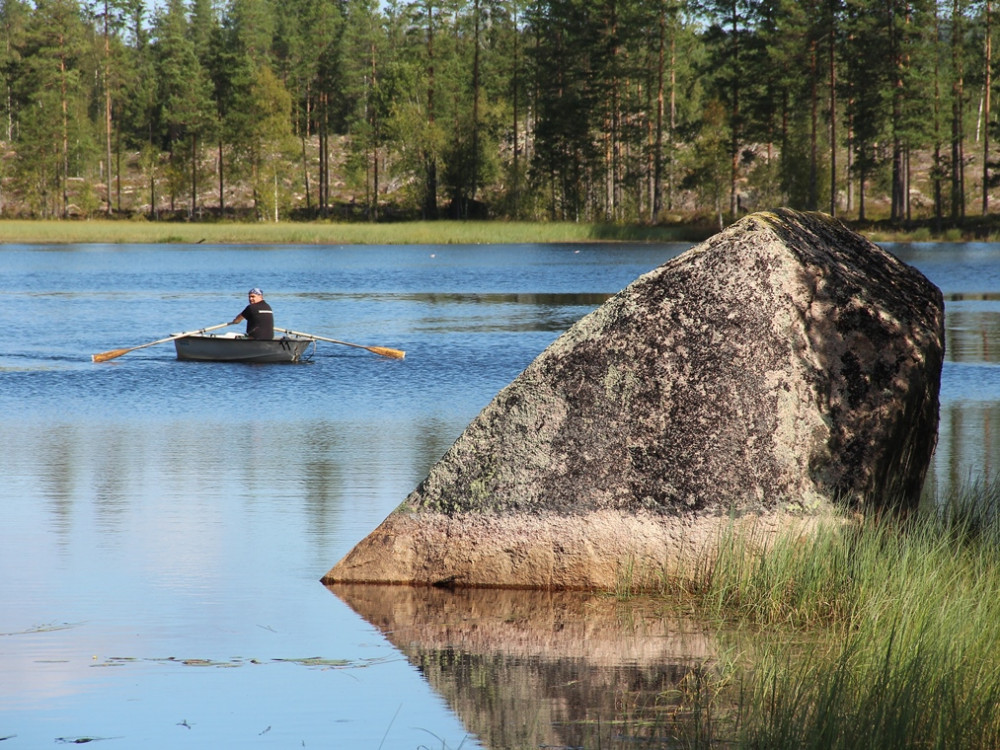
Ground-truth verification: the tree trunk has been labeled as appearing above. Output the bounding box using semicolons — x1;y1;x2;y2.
905;145;912;221
890;0;904;223
809;39;818;211
60;36;69;219
951;0;965;221
424;0;438;219
984;0;992;216
859;159;867;222
372;144;379;221
512;10;519;216
933;6;943;229
190;133;197;219
369;39;378;221
116;127;122;211
218;139;225;215
320;95;328;216
828;0;836;216
653;4;665;218
668;25;676;210
728;0;740;220
471;0;480;208
301;86;311;213
609;0;622;221
150;144;157;220
104;0;113;216
300;133;310;213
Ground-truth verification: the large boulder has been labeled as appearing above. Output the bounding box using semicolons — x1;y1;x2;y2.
323;209;944;591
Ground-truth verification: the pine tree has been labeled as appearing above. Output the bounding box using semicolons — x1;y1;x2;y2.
249;62;293;220
983;0;993;215
529;0;603;220
270;0;343;214
0;0;29;214
116;0;158;214
16;0;90;217
842;0;889;220
152;0;215;217
697;0;761;220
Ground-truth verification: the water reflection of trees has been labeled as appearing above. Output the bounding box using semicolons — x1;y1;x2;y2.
927;299;1000;498
943;302;1000;363
9;417;463;558
330;584;720;749
928;402;1000;500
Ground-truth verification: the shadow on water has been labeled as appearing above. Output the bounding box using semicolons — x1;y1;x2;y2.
328;584;721;749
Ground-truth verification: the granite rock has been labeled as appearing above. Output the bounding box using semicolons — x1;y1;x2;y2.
323;209;944;590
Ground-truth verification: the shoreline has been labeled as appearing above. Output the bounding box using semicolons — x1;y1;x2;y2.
0;219;708;246
0;216;996;245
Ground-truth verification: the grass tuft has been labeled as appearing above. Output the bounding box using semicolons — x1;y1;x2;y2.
639;479;1000;748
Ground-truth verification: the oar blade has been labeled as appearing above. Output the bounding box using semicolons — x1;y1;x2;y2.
91;323;232;364
273;327;404;359
92;348;132;363
366;346;406;360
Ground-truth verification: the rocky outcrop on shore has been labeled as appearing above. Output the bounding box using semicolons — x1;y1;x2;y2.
323;209;945;591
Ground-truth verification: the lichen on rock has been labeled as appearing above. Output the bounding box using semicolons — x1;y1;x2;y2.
323;209;945;591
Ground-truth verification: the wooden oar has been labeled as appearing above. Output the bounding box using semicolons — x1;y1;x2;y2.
92;322;234;363
275;327;405;360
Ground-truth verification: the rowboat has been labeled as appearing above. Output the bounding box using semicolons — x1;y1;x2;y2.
92;323;401;364
173;332;316;363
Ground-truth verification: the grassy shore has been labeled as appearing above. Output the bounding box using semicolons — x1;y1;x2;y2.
0;218;712;245
0;215;998;245
648;481;1000;748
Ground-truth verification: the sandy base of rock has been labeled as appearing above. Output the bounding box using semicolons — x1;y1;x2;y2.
322;508;845;591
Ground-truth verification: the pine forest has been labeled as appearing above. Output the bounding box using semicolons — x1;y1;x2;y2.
0;0;997;227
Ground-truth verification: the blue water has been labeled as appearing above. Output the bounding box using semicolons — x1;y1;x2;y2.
0;239;997;748
886;243;1000;489
0;242;678;749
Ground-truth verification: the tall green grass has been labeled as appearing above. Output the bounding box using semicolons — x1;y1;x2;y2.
655;480;1000;748
0;218;705;245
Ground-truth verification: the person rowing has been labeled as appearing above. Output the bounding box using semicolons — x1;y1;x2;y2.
231;287;274;340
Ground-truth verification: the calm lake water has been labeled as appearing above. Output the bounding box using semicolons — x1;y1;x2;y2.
1;240;997;748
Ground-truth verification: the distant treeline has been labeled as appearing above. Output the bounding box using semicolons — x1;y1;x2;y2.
0;0;996;224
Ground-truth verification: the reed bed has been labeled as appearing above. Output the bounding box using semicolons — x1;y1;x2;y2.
650;480;1000;749
0;219;704;246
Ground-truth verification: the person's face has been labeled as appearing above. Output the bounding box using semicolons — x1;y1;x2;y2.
249;292;262;303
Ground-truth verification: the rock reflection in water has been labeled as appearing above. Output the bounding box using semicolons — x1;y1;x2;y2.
329;584;717;749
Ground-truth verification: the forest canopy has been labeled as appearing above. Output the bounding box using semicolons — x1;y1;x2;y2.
0;0;996;225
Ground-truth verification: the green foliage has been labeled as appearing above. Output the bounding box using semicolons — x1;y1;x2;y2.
153;0;214;145
0;0;993;221
684;99;731;227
